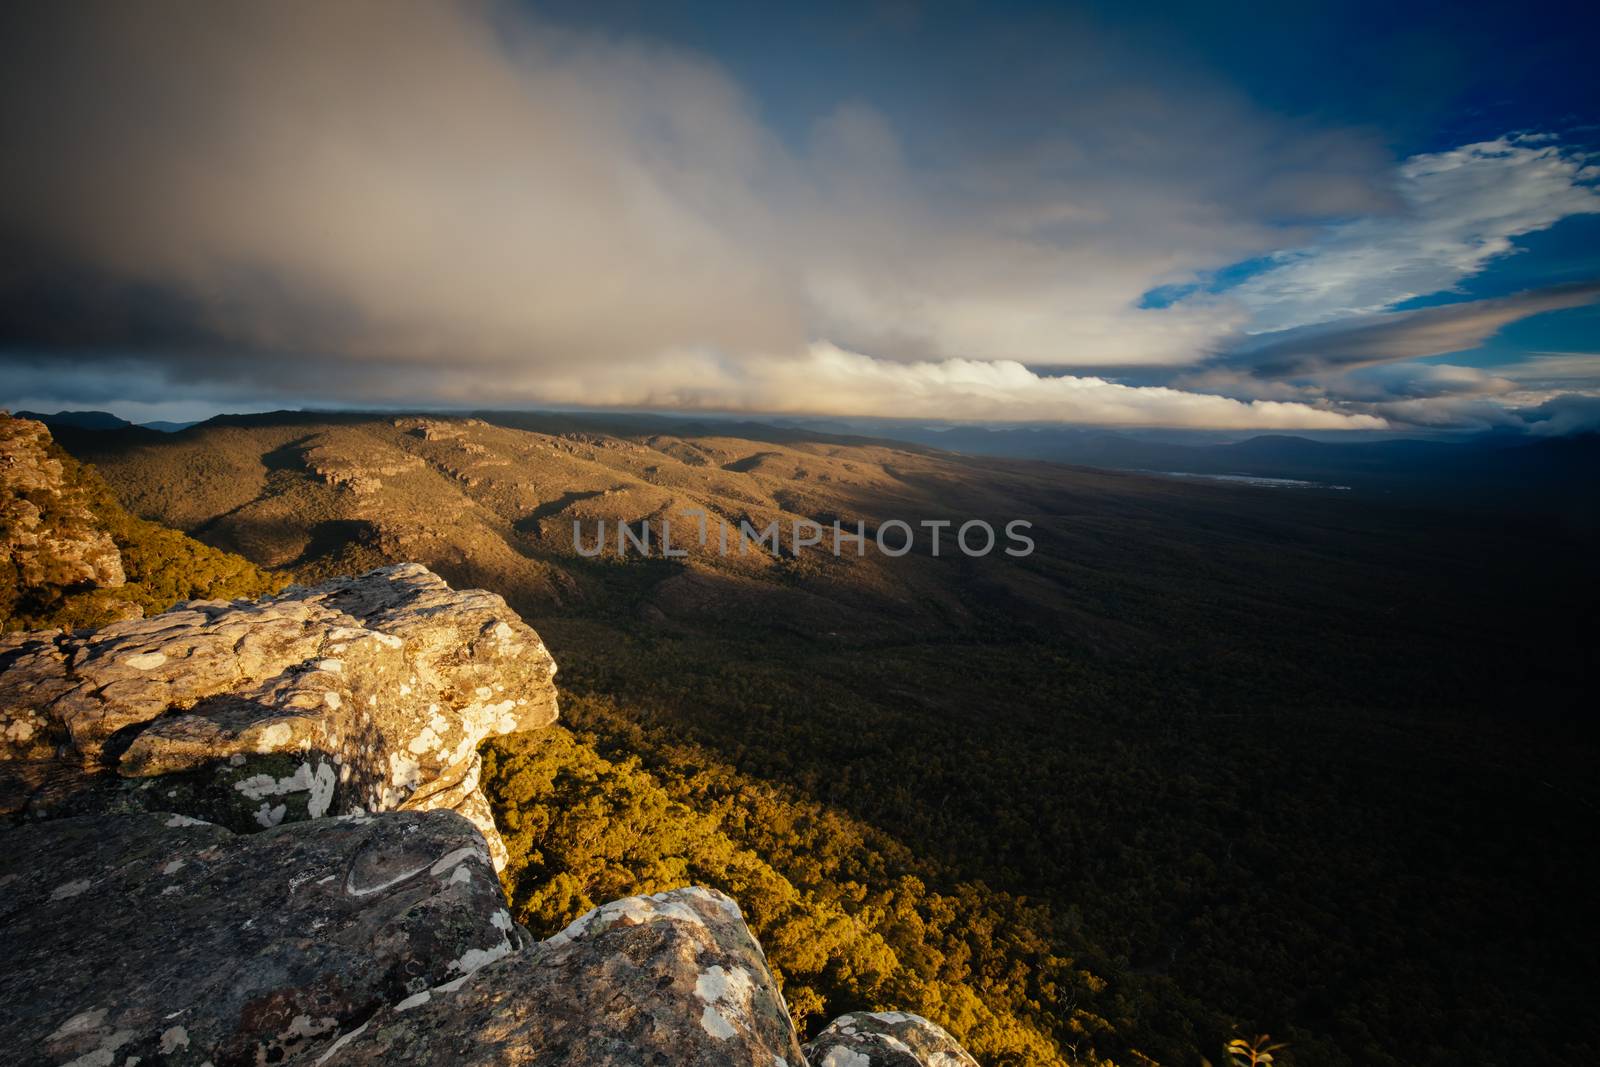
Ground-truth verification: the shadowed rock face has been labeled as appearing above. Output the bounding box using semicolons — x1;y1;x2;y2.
804;1012;983;1067
0;564;558;867
2;805;985;1066
0;809;518;1067
310;885;809;1067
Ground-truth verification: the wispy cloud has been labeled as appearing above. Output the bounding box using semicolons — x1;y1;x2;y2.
1487;353;1600;388
1220;137;1600;333
1218;282;1600;377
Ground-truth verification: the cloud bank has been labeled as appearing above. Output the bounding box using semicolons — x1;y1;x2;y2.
0;2;1594;431
538;343;1387;429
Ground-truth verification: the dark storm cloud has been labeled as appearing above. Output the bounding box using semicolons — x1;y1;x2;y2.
0;0;1412;429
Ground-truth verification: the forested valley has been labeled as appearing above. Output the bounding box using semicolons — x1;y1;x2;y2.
44;411;1600;1066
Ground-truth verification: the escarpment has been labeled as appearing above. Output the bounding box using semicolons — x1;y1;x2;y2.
0;566;981;1066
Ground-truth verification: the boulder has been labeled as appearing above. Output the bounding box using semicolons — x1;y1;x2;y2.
309;885;808;1066
0;809;519;1067
804;1012;982;1067
0;563;558;866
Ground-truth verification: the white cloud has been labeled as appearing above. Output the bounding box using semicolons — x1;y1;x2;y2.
1223;137;1600;333
4;341;1387;430
484;341;1387;429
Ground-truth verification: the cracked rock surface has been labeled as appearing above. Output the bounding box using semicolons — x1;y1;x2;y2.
0;562;986;1067
0;809;519;1067
0;564;558;867
311;885;808;1067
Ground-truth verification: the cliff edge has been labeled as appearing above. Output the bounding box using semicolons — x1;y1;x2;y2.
0;564;980;1066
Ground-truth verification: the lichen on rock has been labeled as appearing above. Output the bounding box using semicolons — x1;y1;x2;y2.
0;563;559;866
0;809;518;1066
804;1011;983;1067
310;885;809;1067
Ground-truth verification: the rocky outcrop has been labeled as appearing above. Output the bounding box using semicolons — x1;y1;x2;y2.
2;413;284;633
304;440;424;496
0;809;516;1067
320;886;807;1065
0;562;984;1066
1;413;126;599
805;1012;982;1067
394;416;485;441
0;563;558;867
3;802;970;1066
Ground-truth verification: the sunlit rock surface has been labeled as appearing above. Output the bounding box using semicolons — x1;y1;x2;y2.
805;1011;983;1067
0;561;983;1067
0;414;126;597
0;564;558;866
316;886;809;1066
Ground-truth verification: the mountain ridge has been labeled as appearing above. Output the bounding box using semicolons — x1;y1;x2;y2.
33;405;1599;524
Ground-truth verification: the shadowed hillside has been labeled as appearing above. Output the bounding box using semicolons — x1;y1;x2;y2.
56;410;1600;1066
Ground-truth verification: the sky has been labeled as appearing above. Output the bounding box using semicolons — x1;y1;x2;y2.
1;0;1598;433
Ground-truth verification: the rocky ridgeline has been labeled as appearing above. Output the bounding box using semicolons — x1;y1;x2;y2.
1;415;128;606
304;437;426;496
0;564;980;1066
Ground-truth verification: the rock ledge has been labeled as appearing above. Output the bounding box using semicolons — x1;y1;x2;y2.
1;563;558;867
0;566;982;1066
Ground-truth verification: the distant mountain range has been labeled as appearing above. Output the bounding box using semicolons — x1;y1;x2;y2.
14;410;196;433
768;419;1600;504
17;407;1596;522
